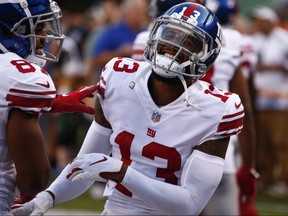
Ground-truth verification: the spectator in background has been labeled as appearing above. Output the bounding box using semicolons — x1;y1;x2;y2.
83;0;123;86
275;1;288;31
47;1;96;176
84;0;122;59
57;0;95;57
85;0;149;84
251;6;288;197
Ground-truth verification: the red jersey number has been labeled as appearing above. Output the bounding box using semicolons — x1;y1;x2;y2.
113;58;139;73
11;60;36;73
204;84;232;103
115;130;181;196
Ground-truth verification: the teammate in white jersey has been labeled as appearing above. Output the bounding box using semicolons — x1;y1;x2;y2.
12;3;244;215
133;1;258;215
203;0;259;215
0;1;97;214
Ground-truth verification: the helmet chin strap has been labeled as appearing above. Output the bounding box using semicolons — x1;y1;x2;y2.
177;75;202;111
128;61;202;111
129;63;152;89
0;42;9;53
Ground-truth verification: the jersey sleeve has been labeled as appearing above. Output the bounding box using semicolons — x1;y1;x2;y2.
122;150;225;215
5;68;56;115
96;57;120;121
96;57;119;100
214;93;244;138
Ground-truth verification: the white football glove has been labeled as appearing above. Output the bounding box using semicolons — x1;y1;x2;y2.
11;191;54;216
66;153;123;182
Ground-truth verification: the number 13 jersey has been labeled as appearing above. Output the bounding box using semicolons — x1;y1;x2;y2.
97;57;244;213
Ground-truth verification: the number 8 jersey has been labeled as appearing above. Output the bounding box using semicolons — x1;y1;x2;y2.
97;57;244;213
0;52;56;210
0;53;56;115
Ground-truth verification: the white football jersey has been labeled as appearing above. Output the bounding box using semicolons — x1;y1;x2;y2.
240;34;258;80
202;28;242;91
97;57;244;214
131;28;244;174
0;52;56;211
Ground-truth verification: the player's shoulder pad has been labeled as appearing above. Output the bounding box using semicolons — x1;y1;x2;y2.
98;57;147;100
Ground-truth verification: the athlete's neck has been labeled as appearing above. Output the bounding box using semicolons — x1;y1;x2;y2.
148;72;184;107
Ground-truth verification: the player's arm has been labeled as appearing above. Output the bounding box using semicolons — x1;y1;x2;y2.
7;108;50;195
27;96;112;205
230;63;259;206
45;97;227;211
230;65;256;167
36;97;112;204
67;97;229;215
112;138;228;215
62;137;228;215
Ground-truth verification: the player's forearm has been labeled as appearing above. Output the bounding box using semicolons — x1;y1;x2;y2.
238;105;256;167
47;163;95;204
78;120;112;155
238;124;256;167
121;150;225;215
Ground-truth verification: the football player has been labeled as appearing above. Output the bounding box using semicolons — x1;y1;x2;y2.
134;1;259;214
132;0;206;61
202;0;259;215
12;3;244;215
0;0;97;214
137;1;258;215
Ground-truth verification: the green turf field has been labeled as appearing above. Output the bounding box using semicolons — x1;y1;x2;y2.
255;194;288;215
54;189;288;215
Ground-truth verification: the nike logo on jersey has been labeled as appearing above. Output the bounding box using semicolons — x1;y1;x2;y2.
89;156;108;166
35;81;50;88
235;102;242;109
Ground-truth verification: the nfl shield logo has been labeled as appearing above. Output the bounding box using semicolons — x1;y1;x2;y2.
151;111;161;122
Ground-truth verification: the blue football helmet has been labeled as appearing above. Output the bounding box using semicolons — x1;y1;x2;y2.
144;2;222;81
0;0;65;64
205;0;238;25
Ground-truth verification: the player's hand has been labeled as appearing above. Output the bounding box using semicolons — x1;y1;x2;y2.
11;191;54;216
14;192;36;204
236;165;259;204
66;153;125;183
50;85;98;114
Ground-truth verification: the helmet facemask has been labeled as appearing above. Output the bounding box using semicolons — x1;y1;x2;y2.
143;7;221;110
144;15;214;82
10;0;64;63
